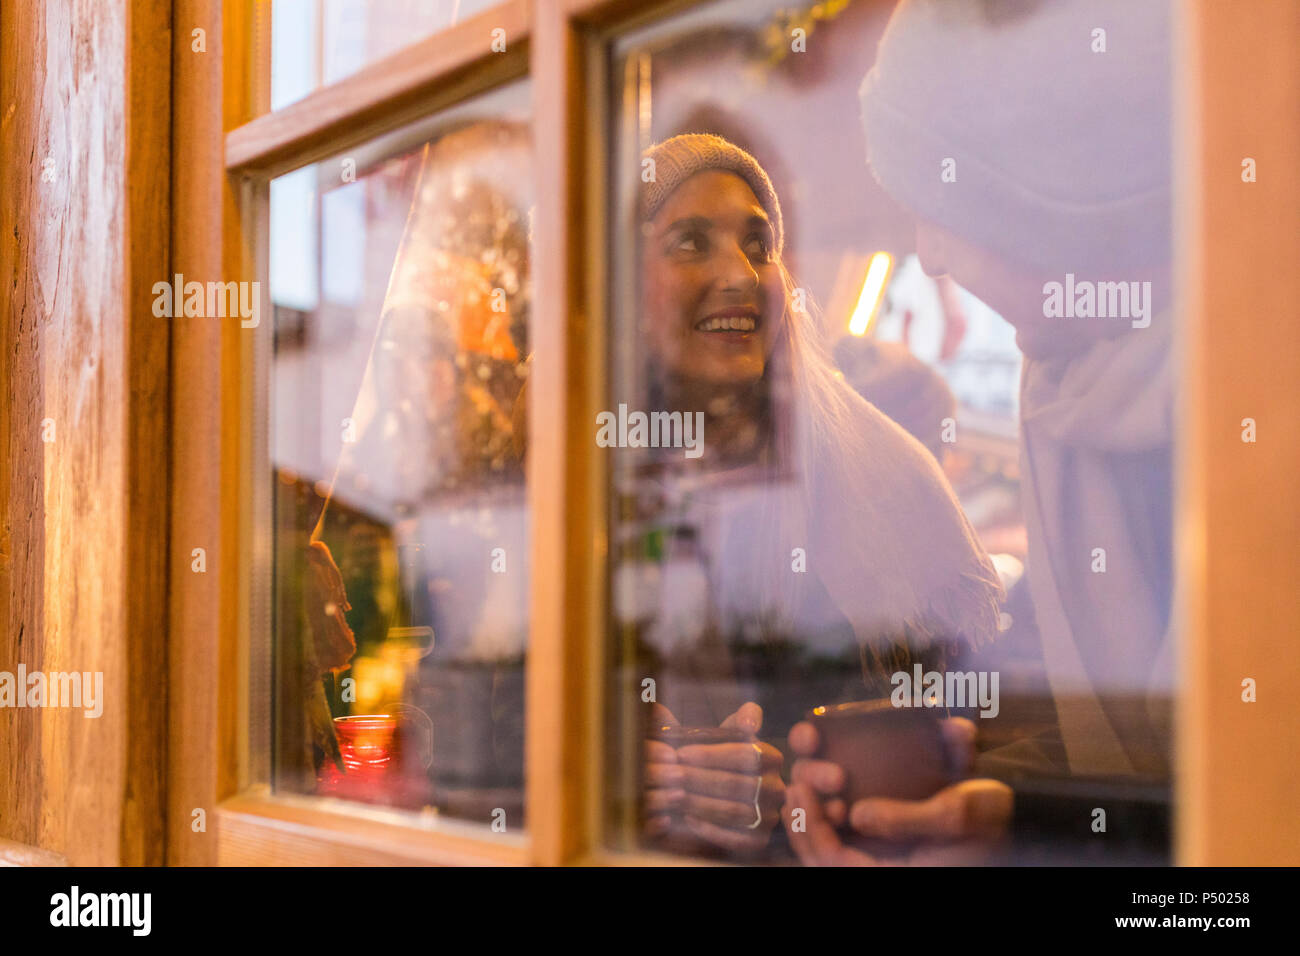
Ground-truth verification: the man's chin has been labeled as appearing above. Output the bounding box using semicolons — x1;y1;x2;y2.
1014;326;1057;359
1014;323;1100;361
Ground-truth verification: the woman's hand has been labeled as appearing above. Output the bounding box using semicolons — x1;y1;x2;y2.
781;716;1012;865
645;702;785;856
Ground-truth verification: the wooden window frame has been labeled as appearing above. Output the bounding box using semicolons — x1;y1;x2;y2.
163;0;1300;866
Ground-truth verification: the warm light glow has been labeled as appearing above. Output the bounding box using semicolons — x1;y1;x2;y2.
848;252;893;336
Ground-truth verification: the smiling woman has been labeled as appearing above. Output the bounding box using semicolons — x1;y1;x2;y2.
609;129;1007;861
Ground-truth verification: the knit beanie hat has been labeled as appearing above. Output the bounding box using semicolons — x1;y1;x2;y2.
640;133;785;256
859;0;1171;275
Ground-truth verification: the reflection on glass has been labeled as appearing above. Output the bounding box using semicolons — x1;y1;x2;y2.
607;0;1176;865
270;83;532;830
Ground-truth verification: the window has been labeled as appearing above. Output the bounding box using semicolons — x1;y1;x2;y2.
269;0;505;109
267;83;533;831
603;0;1176;864
183;0;1290;868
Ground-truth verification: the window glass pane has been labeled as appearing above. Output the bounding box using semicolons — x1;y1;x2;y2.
606;0;1176;864
268;81;532;833
270;0;506;111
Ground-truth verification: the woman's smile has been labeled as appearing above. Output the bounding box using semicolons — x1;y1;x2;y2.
694;306;761;336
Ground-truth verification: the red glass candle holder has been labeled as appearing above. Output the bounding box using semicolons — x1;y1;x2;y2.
318;715;396;798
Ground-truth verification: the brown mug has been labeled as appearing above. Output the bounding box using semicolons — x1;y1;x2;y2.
805;699;953;857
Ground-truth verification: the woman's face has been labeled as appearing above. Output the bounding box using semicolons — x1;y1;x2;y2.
641;170;784;386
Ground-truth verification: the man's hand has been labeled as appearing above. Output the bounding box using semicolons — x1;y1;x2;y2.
782;716;1012;865
645;702;785;856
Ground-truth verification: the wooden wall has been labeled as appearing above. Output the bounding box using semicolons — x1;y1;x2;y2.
0;0;170;866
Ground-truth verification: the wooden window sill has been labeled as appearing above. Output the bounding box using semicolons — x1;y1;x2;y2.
215;790;530;866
